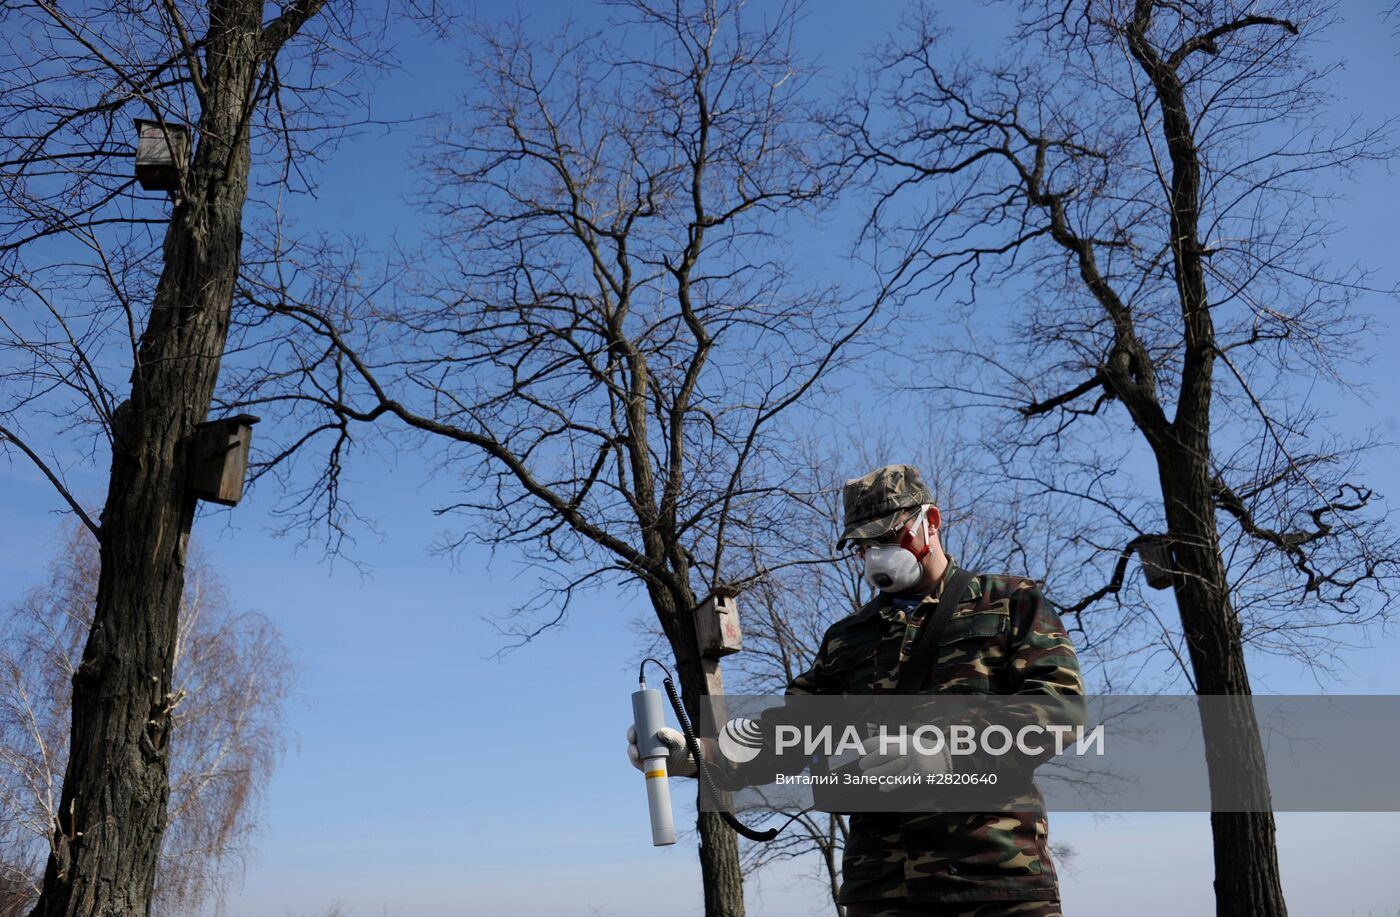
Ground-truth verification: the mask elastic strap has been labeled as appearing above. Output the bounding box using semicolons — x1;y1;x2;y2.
908;504;932;561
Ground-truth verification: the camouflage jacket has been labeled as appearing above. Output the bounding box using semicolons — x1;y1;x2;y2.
728;557;1084;905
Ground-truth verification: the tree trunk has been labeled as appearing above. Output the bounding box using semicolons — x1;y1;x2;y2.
650;582;747;917
1123;5;1292;910
823;818;845;917
27;5;266;914
1158;452;1288;917
678;608;747;917
696;810;746;917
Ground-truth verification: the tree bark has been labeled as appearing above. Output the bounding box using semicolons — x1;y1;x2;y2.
27;3;284;914
1123;3;1291;911
696;811;746;917
1157;450;1287;917
650;581;748;917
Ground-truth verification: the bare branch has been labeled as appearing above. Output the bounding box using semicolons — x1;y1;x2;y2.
0;425;99;537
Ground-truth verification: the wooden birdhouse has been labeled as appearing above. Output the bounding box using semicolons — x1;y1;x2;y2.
189;415;259;506
1138;536;1174;590
695;586;743;659
134;118;189;191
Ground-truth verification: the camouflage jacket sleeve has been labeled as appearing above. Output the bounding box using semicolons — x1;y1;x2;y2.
1004;576;1083;696
952;577;1086;780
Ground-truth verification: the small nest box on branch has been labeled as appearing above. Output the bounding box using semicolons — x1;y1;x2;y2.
189;415;259;507
1137;536;1174;590
134;118;190;192
695;586;743;660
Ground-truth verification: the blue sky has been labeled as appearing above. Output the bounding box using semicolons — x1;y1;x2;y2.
3;2;1399;915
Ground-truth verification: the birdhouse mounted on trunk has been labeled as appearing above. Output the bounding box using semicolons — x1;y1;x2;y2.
1138;536;1174;590
695;587;743;659
133;118;189;192
188;415;260;507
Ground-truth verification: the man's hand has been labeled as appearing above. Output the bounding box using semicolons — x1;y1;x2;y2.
856;732;952;790
627;724;699;778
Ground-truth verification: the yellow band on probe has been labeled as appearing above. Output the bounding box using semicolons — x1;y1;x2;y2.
644;769;666;779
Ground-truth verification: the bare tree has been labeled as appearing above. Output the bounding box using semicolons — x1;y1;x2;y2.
0;1;377;912
226;2;908;914
0;526;295;917
833;2;1400;914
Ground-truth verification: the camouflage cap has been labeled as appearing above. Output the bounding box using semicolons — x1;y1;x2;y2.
836;464;934;550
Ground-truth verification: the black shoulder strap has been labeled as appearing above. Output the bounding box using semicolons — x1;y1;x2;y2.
895;568;975;694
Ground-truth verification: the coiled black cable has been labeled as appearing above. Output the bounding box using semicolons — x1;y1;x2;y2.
640;657;809;843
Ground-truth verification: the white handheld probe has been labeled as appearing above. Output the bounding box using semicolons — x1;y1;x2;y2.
634;658;789;847
631;681;677;846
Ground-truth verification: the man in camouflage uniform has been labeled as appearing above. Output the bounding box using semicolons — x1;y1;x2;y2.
629;464;1083;916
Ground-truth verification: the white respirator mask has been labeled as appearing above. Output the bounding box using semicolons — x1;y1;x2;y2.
861;506;932;593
